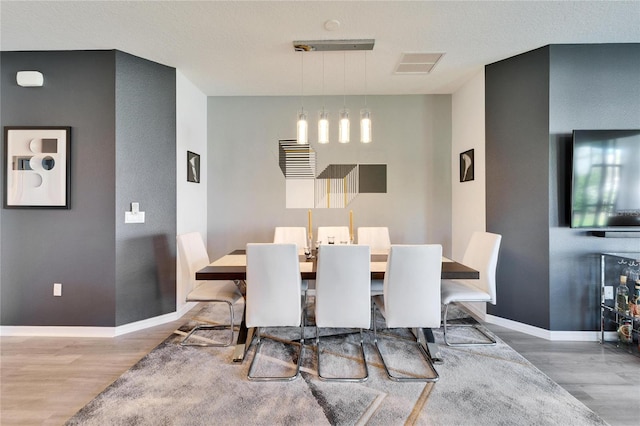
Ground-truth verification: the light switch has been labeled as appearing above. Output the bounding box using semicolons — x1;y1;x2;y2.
604;286;613;300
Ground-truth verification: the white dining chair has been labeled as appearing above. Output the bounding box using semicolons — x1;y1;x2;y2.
316;226;351;246
357;227;391;253
273;225;311;308
245;243;304;381
441;231;502;346
177;232;243;347
273;226;308;254
357;226;391;296
372;244;442;381
315;244;371;382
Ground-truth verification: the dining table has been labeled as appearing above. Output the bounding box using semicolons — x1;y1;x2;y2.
196;248;479;363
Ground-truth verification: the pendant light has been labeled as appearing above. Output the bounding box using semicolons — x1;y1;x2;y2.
338;51;350;144
360;51;372;143
318;52;329;144
296;51;308;144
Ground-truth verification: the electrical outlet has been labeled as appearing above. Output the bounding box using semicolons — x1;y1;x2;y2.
604;286;613;300
53;283;62;297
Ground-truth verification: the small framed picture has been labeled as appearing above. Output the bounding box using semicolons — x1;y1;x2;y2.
460;149;474;182
4;126;71;209
187;151;200;183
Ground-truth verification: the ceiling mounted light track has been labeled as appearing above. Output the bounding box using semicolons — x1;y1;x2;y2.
293;39;374;144
293;39;375;52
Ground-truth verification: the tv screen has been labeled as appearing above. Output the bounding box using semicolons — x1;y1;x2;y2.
571;130;640;228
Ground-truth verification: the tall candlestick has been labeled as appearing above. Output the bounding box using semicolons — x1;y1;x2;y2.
349;210;354;242
308;209;313;241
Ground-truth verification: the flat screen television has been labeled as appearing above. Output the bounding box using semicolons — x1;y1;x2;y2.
571;129;640;229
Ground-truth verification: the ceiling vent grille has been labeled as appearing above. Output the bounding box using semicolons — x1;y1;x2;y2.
395;52;444;74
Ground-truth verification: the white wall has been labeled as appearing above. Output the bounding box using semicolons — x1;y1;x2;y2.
207;94;452;261
451;70;487;319
451;70;486;260
176;71;208;311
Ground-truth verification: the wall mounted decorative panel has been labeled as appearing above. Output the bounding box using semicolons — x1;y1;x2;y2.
278;139;386;209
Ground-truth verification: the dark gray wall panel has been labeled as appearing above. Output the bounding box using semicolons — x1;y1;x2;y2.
547;44;640;331
486;44;640;332
486;46;551;329
114;51;176;326
1;51;117;326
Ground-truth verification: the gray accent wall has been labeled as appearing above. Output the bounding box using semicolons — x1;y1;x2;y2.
207;95;452;262
486;44;640;331
114;51;176;326
1;50;176;327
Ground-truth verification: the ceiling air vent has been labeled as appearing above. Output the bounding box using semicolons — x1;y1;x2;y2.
395;52;444;74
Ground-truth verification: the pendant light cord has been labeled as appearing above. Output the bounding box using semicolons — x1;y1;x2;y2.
300;52;304;111
343;51;347;107
322;52;325;112
364;51;367;107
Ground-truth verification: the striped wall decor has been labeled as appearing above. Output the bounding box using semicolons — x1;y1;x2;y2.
278;140;386;209
278;140;316;178
315;164;358;209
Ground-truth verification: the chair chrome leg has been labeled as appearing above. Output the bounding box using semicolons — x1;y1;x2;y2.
316;326;369;382
247;325;304;382
442;303;497;347
181;301;235;347
373;307;439;382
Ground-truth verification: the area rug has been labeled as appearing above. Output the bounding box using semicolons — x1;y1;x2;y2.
66;303;606;425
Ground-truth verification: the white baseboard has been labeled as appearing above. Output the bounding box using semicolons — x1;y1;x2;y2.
0;302;197;338
484;314;602;342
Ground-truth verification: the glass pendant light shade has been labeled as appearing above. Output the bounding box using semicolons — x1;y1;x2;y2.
360;108;372;143
297;110;308;144
338;108;350;143
318;109;330;144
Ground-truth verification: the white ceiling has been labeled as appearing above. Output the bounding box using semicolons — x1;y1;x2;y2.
2;1;639;96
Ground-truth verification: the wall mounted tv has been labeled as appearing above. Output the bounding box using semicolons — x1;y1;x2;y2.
571;129;640;229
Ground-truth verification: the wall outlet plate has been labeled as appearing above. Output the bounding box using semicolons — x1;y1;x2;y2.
125;211;145;224
604;286;613;300
53;283;62;297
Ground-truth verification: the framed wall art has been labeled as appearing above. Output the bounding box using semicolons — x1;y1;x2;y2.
460;148;474;182
187;150;200;183
4;126;71;209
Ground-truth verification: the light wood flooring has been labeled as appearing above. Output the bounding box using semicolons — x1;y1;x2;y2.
1;308;639;426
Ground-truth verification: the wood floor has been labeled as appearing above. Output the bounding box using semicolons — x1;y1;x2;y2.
1;309;639;425
486;323;640;426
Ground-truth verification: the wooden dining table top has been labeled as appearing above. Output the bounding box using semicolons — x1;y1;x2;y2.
196;249;479;281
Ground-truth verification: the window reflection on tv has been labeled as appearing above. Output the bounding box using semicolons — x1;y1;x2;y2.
571;130;640;228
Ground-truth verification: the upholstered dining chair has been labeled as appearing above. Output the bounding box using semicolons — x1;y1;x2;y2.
273;225;311;305
357;226;391;296
315;244;371;382
372;244;442;382
316;226;350;246
273;226;308;254
441;231;502;346
245;243;304;381
357;227;391;253
177;232;243;347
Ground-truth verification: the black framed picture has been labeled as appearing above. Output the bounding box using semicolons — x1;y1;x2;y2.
4;126;71;209
460;148;474;182
187;151;200;183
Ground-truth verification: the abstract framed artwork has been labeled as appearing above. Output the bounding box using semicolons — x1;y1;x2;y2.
187;151;200;183
4;126;71;209
460;148;474;182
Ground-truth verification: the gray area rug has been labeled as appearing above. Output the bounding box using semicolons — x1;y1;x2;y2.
66;302;607;425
